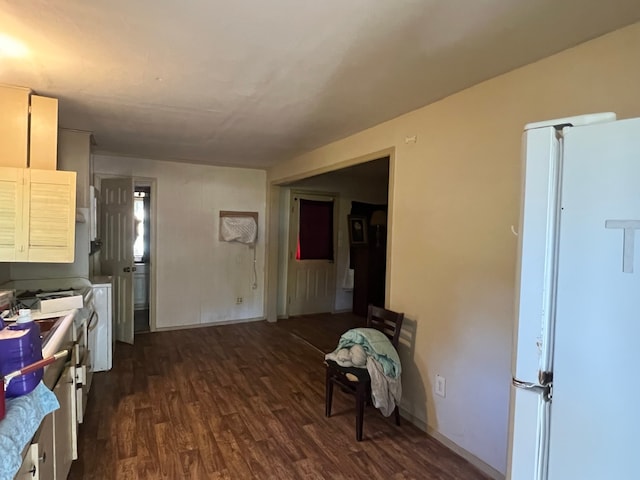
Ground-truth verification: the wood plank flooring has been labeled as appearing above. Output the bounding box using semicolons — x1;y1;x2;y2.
69;319;488;479
274;312;366;353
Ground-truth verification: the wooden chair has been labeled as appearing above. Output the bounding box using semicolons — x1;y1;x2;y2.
325;304;404;441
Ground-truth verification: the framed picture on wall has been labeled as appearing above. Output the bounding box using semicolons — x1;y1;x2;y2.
348;215;368;246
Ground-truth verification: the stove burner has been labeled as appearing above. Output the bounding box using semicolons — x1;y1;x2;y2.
6;288;82;318
5;301;32;316
16;288;77;299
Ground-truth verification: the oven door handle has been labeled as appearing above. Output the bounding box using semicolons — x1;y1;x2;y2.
87;311;98;331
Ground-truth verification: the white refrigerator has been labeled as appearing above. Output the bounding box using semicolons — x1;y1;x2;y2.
507;113;640;480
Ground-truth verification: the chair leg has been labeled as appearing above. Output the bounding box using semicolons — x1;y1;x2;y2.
325;370;334;417
355;383;366;441
394;405;401;426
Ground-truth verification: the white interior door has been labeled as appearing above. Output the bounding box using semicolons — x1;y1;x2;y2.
287;192;337;316
100;177;134;345
548;118;640;479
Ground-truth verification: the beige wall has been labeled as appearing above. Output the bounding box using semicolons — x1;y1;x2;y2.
94;154;267;330
268;23;640;475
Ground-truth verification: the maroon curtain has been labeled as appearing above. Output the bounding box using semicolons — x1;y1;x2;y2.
298;199;334;260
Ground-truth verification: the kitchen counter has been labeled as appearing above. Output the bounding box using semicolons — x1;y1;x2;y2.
0;312;75;480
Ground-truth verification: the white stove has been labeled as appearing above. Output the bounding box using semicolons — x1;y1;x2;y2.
1;276;112;373
3;290;85;320
1;277;93;321
3;277;93;294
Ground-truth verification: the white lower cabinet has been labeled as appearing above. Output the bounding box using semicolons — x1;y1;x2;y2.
15;414;54;480
14;315;90;480
53;366;75;479
15;363;78;480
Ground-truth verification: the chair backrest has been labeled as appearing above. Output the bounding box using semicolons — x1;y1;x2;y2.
366;304;404;348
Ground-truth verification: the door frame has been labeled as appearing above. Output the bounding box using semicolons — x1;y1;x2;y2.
266;147;395;323
94;174;158;333
134;178;157;333
286;189;339;317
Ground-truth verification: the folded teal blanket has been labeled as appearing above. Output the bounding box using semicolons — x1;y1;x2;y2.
331;328;401;378
0;381;59;480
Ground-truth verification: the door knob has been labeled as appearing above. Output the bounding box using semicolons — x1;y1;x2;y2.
123;267;131;272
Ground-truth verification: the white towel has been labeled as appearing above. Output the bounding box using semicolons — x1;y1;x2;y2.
366;357;402;417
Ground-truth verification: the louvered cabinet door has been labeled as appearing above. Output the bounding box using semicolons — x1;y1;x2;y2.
0;166;25;261
24;169;76;262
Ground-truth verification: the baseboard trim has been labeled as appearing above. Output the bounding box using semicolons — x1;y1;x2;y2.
399;408;505;480
153;316;265;332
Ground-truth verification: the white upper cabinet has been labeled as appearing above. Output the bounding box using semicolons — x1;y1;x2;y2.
0;85;29;168
29;95;59;170
0;84;58;169
0;166;76;262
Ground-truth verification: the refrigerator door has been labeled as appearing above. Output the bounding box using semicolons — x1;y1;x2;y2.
547;118;640;479
512;127;561;383
507;127;561;479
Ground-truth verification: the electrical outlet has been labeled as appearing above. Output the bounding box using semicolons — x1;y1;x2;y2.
435;374;446;398
236;297;243;304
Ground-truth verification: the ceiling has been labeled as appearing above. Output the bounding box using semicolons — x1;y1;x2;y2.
1;1;639;169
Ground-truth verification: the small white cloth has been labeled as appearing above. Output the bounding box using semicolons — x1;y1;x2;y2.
0;381;60;480
366;357;402;417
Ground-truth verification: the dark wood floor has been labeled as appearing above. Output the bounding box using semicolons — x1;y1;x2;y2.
69;317;488;479
275;312;367;353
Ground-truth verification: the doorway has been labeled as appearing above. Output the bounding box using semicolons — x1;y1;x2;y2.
277;156;390;319
98;174;157;344
287;191;338;315
133;184;151;333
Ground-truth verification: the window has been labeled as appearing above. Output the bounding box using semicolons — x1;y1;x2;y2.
296;198;334;260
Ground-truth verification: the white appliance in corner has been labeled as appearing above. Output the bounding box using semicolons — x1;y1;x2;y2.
507;113;640;479
90;278;113;371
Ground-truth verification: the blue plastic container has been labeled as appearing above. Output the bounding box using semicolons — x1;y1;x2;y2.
0;309;43;398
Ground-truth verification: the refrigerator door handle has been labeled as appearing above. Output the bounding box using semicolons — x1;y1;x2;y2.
512;378;553;401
